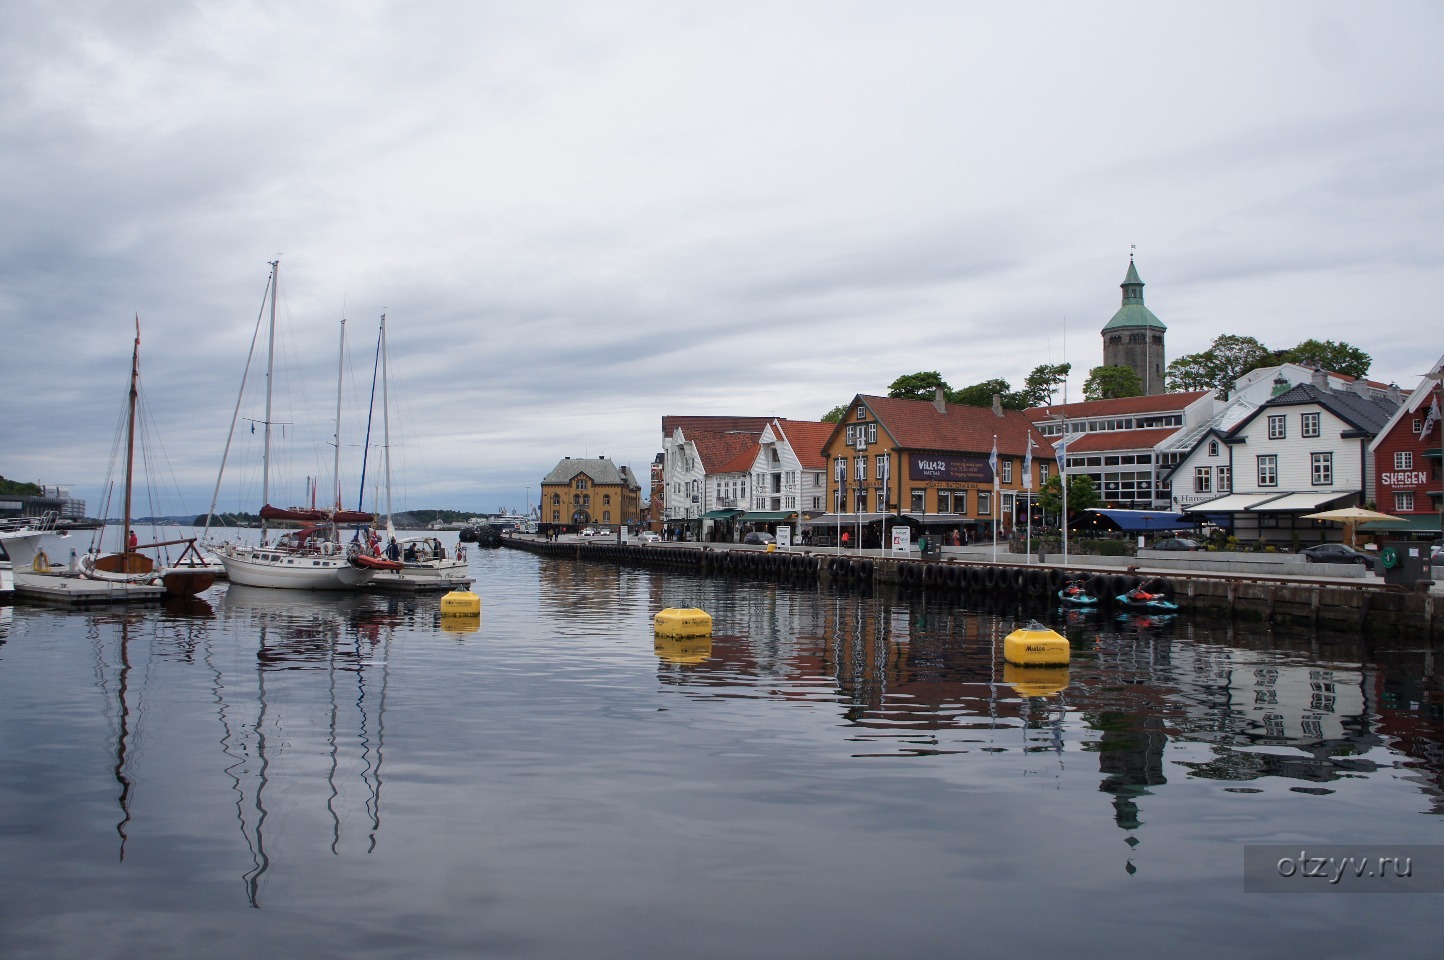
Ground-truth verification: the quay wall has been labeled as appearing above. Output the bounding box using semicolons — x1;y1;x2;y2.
499;537;1441;640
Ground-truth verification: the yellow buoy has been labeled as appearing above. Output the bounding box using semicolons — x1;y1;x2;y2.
440;613;481;635
440;590;482;616
1003;621;1070;667
1004;663;1070;697
654;607;713;637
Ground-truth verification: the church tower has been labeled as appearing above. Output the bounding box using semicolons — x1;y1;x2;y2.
1100;257;1167;395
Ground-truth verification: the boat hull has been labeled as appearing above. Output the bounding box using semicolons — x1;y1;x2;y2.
366;558;474;592
216;544;374;590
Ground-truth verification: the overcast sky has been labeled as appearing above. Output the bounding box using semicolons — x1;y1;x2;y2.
3;0;1441;516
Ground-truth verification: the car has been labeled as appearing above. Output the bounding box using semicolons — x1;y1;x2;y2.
1431;541;1443;565
743;532;775;545
579;527;598;537
637;531;661;543
1299;542;1376;570
1151;537;1202;551
595;528;611;536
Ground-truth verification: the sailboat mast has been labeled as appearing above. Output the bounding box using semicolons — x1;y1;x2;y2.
261;260;279;538
122;317;140;553
381;313;394;535
334;316;346;511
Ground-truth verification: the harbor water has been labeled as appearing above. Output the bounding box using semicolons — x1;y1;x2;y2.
1;539;1441;959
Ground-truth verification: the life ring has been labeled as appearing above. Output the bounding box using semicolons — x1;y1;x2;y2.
1379;547;1399;569
32;550;51;573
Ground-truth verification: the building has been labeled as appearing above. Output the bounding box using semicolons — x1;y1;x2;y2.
660;416;774;540
811;391;1054;547
1185;374;1398;545
1101;258;1167;396
538;457;641;533
1028;391;1214;510
1364;354;1443;539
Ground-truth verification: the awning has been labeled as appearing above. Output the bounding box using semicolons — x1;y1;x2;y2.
1359;515;1441;533
1248;491;1354;513
739;511;798;523
1182;493;1287;513
701;509;743;519
1084;509;1196;532
801;513;888;526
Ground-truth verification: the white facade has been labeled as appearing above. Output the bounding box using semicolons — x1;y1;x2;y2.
1230;401;1367;499
661;427;706;525
751;422;825;514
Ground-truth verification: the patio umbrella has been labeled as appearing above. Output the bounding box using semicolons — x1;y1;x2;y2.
1302;506;1404;546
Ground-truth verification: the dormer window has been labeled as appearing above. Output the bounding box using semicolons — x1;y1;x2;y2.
856;406;866;420
1208;439;1219;457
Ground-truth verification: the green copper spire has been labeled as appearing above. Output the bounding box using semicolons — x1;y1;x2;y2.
1102;258;1165;331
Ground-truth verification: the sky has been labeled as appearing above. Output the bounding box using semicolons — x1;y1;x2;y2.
3;0;1441;516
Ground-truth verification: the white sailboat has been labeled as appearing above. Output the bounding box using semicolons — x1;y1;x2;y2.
206;261;401;591
364;313;474;592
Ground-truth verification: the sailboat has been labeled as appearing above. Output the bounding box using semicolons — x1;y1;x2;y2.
0;321;215;601
206;261;401;591
362;313;473;592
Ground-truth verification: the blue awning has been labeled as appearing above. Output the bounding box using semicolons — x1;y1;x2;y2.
1084;509;1196;532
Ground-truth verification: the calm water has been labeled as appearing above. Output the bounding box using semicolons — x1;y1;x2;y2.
2;539;1441;959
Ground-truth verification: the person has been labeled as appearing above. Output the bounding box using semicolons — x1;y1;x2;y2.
841;530;850;548
386;537;401;561
951;528;961;546
404;542;417;562
127;529;138;551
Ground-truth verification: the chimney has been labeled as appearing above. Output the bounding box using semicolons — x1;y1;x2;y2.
1310;368;1329;389
991;394;1003;417
1349;380;1369;398
933;386;947;414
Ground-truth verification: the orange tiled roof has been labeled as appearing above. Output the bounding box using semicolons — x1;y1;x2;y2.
662;415;773;437
1025;391;1209;421
1056;427;1180;453
688;430;765;474
773;419;834;469
859;395;1052;458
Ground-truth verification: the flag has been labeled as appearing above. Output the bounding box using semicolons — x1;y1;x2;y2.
988;437;998;485
836;459;847;510
1424;395;1442;437
1022;437;1036;490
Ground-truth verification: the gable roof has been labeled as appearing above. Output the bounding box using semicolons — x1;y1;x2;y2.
662;415;773;438
688;429;766;474
858;395;1051;458
772;419;833;469
1058;427;1180;454
1231;382;1397;438
1368;354;1444;452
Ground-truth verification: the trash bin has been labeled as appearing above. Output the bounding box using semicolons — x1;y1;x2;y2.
1380;540;1431;587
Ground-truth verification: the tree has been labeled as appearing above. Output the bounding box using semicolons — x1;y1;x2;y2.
1082;365;1143;401
1281;339;1371;379
1037;473;1100;517
1165;334;1271;394
1019;362;1071;408
887;371;950;401
820;405;847;424
950;378;1018;408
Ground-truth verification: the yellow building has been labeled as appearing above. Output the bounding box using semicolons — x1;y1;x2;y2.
540;457;642;533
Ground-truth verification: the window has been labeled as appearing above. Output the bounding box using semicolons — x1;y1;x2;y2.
603;511;611;523
855;456;866;483
856;406;866;420
1267;415;1286;440
910;489;925;512
867;423;877;443
1194;467;1212;494
875;489;887;512
846;425;856;444
1395;491;1415;511
1217;466;1231;493
1301;413;1320;438
551;493;560;505
1257;455;1278;487
1395;451;1414;470
1413;418;1423;435
1039;464;1050;486
1208;439;1219;457
978;491;992;516
953;490;968;514
1001;459;1013;484
1311;452;1332;486
835;457;847;479
603;494;611;505
874;454;887;479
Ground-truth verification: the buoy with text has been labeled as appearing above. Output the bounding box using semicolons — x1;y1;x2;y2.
440;590;482;633
1003;621;1069;667
654;607;713;637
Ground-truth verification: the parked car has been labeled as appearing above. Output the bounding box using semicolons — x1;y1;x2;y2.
637;531;661;543
1151;537;1202;551
1300;543;1376;570
1431;541;1443;565
595;528;611;536
743;532;775;545
579;527;598;537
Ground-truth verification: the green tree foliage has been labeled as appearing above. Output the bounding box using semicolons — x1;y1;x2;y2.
1082;365;1143;401
1280;339;1372;379
887;371;950;401
1164;334;1272;394
1019;362;1071;408
1037;473;1100;516
820;405;847;424
0;475;42;496
951;378;1024;409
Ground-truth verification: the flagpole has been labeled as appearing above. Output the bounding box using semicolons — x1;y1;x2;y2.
990;434;999;563
1024;436;1035;563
